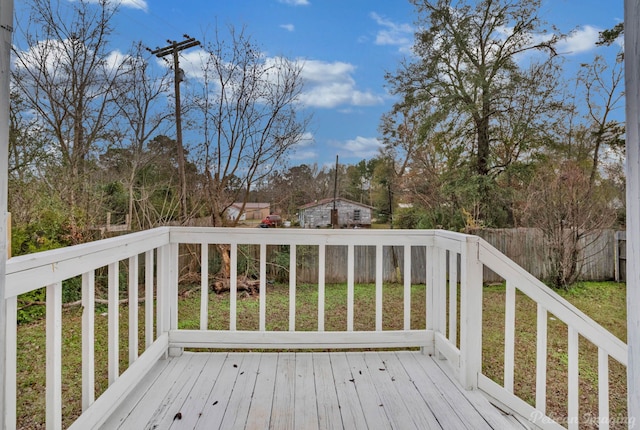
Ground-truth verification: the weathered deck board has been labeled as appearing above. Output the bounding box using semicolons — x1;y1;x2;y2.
104;351;526;430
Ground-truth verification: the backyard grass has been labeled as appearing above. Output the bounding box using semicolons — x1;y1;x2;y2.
15;281;628;429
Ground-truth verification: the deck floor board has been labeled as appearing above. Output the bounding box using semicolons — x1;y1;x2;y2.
104;351;524;430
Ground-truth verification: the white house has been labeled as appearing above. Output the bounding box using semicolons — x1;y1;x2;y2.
225;202;270;221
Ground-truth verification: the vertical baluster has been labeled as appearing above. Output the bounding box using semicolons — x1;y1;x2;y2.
230;243;238;331
128;256;139;366
169;243;178;332
448;251;458;346
289;245;297;331
426;244;435;331
347;244;354;332
504;281;516;393
568;327;579;430
437;248;447;335
145;250;154;348
156;246;167;337
200;243;209;330
108;262;119;385
598;348;610;430
375;244;383;331
82;271;95;411
259;243;267;331
5;296;17;429
536;304;547;414
46;282;62;430
318;244;325;332
403;245;411;331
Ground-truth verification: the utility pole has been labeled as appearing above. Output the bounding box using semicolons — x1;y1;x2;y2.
151;35;200;222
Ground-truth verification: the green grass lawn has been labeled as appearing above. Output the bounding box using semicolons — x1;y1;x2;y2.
15;281;628;429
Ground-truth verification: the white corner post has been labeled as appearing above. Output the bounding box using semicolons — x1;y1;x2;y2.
625;0;640;425
459;236;483;390
0;0;14;427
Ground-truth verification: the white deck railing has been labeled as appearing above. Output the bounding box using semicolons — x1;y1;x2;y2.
2;227;628;430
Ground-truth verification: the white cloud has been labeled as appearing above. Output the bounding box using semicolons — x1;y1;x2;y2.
119;0;148;11
555;25;601;55
278;0;310;6
341;136;383;158
370;12;413;54
297;60;383;108
74;0;148;12
280;24;295;32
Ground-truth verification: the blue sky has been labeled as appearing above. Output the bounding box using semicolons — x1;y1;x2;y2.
16;0;625;168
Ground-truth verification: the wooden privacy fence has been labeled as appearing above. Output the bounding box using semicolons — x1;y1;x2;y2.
178;228;620;285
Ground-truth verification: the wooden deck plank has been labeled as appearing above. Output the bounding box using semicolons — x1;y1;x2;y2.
363;352;420;430
381;351;446;429
395;351;470;430
413;353;506;429
220;353;262;430
344;353;392;430
168;353;228;429
193;352;246;429
105;354;174;428
328;352;370;429
312;352;343;430
103;351;526;430
269;353;295;430
148;353;211;429
245;353;278;429
293;353;319;430
113;353;192;429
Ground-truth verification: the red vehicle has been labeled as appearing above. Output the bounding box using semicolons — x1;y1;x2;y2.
259;214;282;228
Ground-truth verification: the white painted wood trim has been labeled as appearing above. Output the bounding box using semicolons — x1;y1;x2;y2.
67;334;169;430
259;243;266;331
5;296;16;430
347;244;354;332
437;248;447;335
568;327;579;430
375;244;383;331
448;251;458;346
459;238;483;390
478;374;565;430
81;271;95;411
129;256;139;366
108;262;119;386
288;245;296;331
145;250;154;347
169;243;179;331
426;245;435;331
156;245;167;336
504;281;516;393
46;282;62;430
200;244;208;330
536;303;548;414
230;243;237;331
624;1;640;421
434;332;460;371
318;244;325;332
598;348;610;430
403;244;411;330
169;329;433;349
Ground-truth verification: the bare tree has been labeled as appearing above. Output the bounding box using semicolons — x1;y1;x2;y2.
191;27;310;228
12;0;127;235
522;161;616;288
110;43;173;229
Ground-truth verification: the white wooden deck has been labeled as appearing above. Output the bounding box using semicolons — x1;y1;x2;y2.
104;351;528;430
